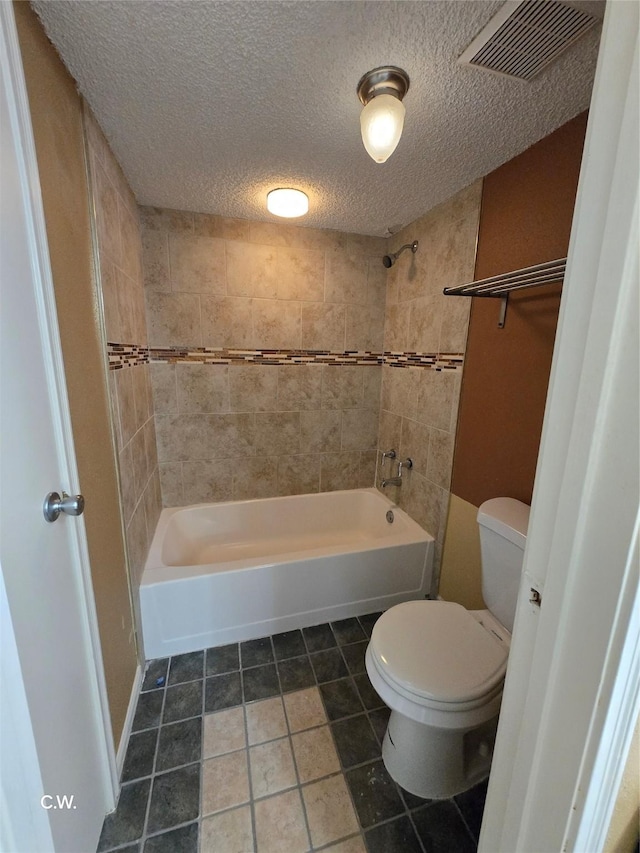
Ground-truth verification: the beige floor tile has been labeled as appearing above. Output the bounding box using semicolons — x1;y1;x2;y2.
203;706;246;758
249;737;297;799
283;687;326;733
202;751;250;816
292;725;340;783
323;837;367;853
254;788;310;853
302;774;359;848
200;804;255;852
246;696;287;745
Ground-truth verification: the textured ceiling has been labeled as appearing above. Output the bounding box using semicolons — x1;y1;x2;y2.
31;0;603;235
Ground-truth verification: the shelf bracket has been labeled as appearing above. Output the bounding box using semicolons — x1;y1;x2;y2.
498;295;508;329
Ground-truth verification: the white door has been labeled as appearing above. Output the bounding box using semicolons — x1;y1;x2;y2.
0;7;115;852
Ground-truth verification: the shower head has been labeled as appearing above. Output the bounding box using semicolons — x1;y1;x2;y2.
382;240;418;268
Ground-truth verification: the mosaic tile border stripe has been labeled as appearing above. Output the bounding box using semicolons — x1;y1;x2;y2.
107;344;464;372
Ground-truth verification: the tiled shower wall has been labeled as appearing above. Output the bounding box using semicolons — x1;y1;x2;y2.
377;181;483;586
84;107;162;600
139;209;388;504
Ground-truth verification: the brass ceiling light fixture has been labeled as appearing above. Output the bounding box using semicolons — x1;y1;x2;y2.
357;66;410;163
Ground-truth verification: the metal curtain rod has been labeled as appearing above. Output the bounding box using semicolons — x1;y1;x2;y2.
443;257;566;328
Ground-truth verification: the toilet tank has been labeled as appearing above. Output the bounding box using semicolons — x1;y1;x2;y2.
477;498;530;633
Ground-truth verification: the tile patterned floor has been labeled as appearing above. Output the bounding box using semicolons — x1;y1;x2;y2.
97;613;487;852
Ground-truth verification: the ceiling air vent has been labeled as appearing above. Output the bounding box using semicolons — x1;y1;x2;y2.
458;0;599;81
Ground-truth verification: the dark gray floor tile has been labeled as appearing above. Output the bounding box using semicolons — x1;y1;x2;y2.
303;622;336;652
205;671;242;712
412;801;477;853
142;659;169;691
132;690;163;732
277;656;315;692
156;717;202;772
454;778;488;840
331;713;380;768
359;611;382;637
310;648;348;683
121;729;158;782
162;681;202;724
206;643;239;676
144;821;198;853
331;617;366;645
320;678;364;721
342;641;368;675
399;784;432;811
97;779;150;851
353;673;384;710
272;630;306;660
346;759;404;828
365;815;423;853
146;764;200;835
168;651;204;685
242;663;280;701
369;707;391;744
240;637;273;668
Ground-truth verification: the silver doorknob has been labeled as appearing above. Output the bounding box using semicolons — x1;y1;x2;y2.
43;491;85;523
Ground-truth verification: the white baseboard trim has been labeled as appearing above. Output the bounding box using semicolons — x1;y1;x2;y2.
115;665;143;780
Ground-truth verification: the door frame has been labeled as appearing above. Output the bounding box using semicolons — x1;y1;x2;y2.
0;3;117;848
480;1;639;850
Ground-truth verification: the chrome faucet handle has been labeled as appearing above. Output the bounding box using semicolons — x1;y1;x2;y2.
381;449;396;460
397;458;413;475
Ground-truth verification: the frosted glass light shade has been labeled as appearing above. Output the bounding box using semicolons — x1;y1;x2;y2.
360;93;406;163
266;188;309;218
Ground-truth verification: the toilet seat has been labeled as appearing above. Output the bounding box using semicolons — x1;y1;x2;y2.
369;600;508;709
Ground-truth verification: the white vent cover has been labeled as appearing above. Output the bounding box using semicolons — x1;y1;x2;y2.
459;0;599;81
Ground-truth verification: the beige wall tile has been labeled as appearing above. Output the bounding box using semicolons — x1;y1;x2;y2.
283;687;326;733
400;471;449;540
380;366;419;421
254;789;309;853
416;369;456;431
248;220;298;247
377;409;401;455
367;259;387;306
156;413;254;462
362;367;382;409
139;205;194;233
169;232;226;295
93;158;122;267
229;364;278;412
292;725;340;783
358;451;377;488
226;241;277;298
427;428;455;490
345;305;385;351
253;299;301;349
254;412;300;456
408;296;441;353
141;228;170;292
182;461;233;504
115;366;137;445
250;737;297;799
277;454;321;496
117;269;147;346
150;363;178;414
100;258;120;341
118;442;136;524
383;302;411;351
277;365;323;411
125;500;147;584
145;291;201;347
194;213;250;242
202;751;250;816
400;417;430;476
341;409;378;452
277;247;325;301
201;806;254;853
203;707;246;758
301;302;346;351
322;366;362;410
201;295;253;348
439;296;471;353
245;697;287;746
232;456;279;500
302;774;359;848
325;252;368;305
176;364;230;413
159;462;184;507
300;410;341;453
130;427;147;500
119;201;143;285
131;364;150;431
142;469;162;546
320;452;361;492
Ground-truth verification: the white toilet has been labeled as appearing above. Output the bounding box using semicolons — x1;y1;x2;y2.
365;497;530;800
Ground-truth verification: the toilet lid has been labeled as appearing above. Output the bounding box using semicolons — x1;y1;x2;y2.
370;600;508;704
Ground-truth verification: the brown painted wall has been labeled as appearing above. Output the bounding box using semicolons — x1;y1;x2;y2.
451;113;588;507
15;1;137;745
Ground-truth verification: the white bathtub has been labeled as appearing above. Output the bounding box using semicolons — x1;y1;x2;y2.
140;488;433;658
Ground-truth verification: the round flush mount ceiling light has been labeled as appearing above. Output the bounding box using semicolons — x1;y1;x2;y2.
357;66;410;164
266;188;309;218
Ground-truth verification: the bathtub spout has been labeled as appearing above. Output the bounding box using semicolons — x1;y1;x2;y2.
381;476;402;488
